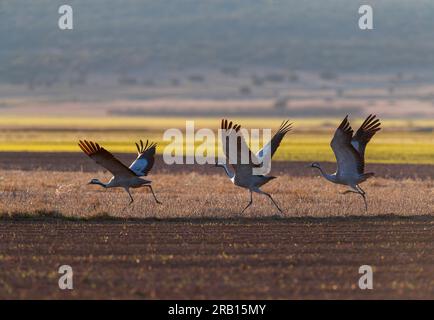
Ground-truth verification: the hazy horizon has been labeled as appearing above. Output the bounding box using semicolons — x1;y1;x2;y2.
1;1;434;119
2;0;434;83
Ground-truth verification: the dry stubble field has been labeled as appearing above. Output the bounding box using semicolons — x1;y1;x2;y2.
0;154;433;299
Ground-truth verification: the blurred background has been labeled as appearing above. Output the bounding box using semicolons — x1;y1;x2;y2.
0;0;432;160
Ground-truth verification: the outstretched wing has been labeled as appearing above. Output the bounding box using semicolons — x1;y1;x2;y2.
78;140;136;177
256;120;292;161
330;116;364;175
351;114;381;159
220;119;258;174
129;139;156;176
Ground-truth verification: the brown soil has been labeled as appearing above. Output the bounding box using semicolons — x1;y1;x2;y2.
0;152;433;299
0;216;433;299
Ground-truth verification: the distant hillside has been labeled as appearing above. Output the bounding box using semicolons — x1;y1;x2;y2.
1;0;434;83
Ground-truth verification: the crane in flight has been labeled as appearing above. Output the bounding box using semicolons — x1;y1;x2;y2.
216;119;292;214
310;114;381;211
78;139;162;205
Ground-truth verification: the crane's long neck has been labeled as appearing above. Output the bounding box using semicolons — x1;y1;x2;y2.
313;164;336;183
218;164;235;180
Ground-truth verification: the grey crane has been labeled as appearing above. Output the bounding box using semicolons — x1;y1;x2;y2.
78;139;162;205
215;119;292;214
310;114;381;211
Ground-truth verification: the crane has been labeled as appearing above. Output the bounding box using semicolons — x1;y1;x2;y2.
216;119;292;214
78;139;162;205
310;114;381;211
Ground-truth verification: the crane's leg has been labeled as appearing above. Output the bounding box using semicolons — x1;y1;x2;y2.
356;185;368;212
341;186;367;212
256;189;283;214
241;190;253;214
361;193;368;212
125;188;134;205
342;184;362;194
145;185;162;204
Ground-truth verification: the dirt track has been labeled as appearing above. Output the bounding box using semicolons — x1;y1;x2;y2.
0;216;433;299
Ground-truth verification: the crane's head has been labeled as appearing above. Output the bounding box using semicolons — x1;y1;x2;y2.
88;178;105;187
309;162;321;169
214;162;227;168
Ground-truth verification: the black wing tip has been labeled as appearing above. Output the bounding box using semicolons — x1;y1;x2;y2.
338;115;353;134
360;114;382;133
278;119;293;135
284;119;293;127
136;139;157;154
78;139;101;155
221;118;241;132
340;115;349;125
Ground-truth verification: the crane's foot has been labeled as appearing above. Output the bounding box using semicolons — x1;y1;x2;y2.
240;201;253;214
240;208;249;214
146;185;163;205
272;205;284;217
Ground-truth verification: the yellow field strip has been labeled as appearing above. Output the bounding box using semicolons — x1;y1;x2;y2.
0;117;432;164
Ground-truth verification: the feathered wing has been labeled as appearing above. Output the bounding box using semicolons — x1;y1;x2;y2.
256;120;292;161
330;116;365;176
220;119;257;177
78;140;136;178
351;114;381;159
129;139;156;176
